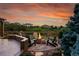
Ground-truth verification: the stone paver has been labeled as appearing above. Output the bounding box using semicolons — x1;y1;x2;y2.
28;44;54;52
28;44;61;56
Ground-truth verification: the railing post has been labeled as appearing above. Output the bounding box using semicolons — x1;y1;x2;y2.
0;18;5;37
20;39;29;52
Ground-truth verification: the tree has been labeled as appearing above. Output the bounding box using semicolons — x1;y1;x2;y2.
61;31;77;56
61;4;79;56
67;4;79;33
69;4;79;55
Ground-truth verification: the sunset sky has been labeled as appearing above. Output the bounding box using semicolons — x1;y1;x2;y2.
0;3;75;26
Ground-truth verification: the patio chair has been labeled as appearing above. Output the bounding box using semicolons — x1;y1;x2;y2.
27;35;36;47
47;37;58;47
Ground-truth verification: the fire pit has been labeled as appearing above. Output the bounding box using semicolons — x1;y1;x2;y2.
36;33;46;44
36;39;46;44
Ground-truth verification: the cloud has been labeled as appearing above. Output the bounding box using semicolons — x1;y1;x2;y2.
0;3;75;26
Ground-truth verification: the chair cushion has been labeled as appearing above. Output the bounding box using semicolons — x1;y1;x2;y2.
31;40;34;44
49;40;52;43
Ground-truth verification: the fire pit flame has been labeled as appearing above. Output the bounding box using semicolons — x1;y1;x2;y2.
38;33;42;39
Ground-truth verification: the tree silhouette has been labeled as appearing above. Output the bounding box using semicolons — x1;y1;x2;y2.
61;4;79;56
67;4;79;33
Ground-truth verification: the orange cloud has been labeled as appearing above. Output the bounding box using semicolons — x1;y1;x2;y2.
0;3;75;26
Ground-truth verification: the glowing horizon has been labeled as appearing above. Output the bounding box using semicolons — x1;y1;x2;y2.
0;3;75;26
